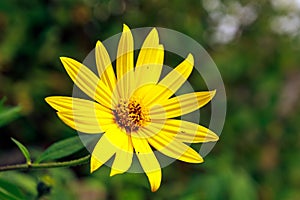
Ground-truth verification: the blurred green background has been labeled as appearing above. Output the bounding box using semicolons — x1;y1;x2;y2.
1;0;300;199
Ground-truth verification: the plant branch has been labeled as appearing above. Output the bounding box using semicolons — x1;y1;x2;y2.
0;155;90;172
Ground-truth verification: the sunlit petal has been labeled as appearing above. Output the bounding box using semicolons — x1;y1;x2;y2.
149;90;216;119
116;24;134;98
137;54;194;107
108;126;133;176
147;133;203;163
91;125;130;173
131;134;162;192
90;155;104;173
135;28;164;86
45;96;114;133
112;69;135;106
60;57;113;108
143;119;219;143
90;132;117;172
95;41;117;93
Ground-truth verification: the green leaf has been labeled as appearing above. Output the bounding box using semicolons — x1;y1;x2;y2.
0;189;20;200
0;179;25;200
0;172;37;197
0;106;21;127
11;138;31;165
35;136;86;163
0;98;21;128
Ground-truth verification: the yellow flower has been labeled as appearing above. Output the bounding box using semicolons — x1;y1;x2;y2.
45;24;219;192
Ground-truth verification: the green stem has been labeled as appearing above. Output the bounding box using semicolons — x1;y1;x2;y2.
0;155;90;172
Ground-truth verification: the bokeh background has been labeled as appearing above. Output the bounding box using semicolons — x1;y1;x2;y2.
1;0;300;199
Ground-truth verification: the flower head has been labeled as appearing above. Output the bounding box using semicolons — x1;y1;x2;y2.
45;24;219;192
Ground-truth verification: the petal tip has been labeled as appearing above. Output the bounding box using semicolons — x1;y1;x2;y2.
151;27;158;32
206;130;219;142
44;96;57;108
210;89;217;98
90;155;103;173
149;28;159;38
90;164;97;173
145;170;162;192
123;24;130;32
210;133;219;142
60;57;74;67
44;97;51;104
59;56;68;63
150;178;161;192
198;156;204;163
186;154;204;163
186;53;194;65
96;40;101;47
110;168;123;177
151;186;160;192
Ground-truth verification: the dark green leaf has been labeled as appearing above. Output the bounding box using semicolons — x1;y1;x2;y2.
0;172;36;197
11;138;31;165
0;179;25;200
35;136;86;163
0;106;21;128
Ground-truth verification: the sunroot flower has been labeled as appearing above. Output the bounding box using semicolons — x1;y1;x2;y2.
45;24;219;192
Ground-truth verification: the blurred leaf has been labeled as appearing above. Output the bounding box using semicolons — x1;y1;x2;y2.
0;98;21;128
0;179;26;200
229;170;257;200
45;168;77;200
0;190;20;200
0;172;37;197
11;138;31;164
117;188;145;200
35;136;86;163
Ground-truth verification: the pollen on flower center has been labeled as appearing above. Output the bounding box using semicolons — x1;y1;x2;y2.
113;98;150;133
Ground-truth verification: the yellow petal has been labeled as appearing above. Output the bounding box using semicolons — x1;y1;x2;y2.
112;69;136;105
145;119;219;143
109;127;133;176
116;24;134;80
60;57;113;108
138;54;194;107
131;135;161;192
91;130;119;172
95;41;117;93
110;147;133;176
149;90;216;119
147;170;162;192
135;28;164;86
131;83;156;100
147;132;203;163
91;125;131;173
90;155;104;173
114;24;135;102
45;96;90;112
45;96;114;133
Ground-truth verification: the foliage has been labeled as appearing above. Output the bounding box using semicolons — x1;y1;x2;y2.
0;98;21;128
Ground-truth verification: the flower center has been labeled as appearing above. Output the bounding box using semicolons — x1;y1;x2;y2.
113;98;150;133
